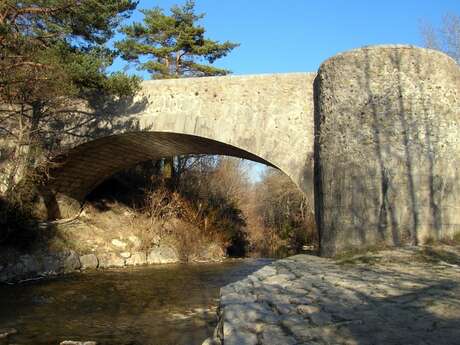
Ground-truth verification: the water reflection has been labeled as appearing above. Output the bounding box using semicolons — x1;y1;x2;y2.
0;259;270;345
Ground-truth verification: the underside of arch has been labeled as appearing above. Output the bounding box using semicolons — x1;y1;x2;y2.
47;131;278;210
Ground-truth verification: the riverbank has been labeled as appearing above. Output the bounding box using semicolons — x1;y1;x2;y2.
0;200;227;284
0;243;224;285
204;245;460;345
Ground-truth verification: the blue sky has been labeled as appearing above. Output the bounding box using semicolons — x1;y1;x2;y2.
112;0;460;76
110;0;460;181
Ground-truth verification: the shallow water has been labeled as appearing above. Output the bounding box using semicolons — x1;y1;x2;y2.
0;259;270;345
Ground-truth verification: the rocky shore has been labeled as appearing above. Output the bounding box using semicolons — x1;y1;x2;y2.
204;247;460;345
0;238;224;284
0;337;97;345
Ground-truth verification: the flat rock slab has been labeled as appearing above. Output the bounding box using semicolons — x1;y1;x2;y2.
210;247;460;345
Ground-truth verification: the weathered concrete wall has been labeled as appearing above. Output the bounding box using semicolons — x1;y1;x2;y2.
48;73;315;207
314;45;460;256
137;73;315;191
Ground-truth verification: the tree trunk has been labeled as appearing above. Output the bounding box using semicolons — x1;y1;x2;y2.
9;102;43;190
25;101;42;171
163;156;176;190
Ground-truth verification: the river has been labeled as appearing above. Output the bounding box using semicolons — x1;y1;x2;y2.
0;259;271;345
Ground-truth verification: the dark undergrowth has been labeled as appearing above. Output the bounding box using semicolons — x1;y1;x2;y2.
0;197;38;250
417;246;460;266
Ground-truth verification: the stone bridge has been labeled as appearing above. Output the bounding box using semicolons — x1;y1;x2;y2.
50;72;315;201
47;45;460;256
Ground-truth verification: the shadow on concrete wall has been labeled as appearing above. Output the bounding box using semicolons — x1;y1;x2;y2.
39;93;150;219
314;47;459;256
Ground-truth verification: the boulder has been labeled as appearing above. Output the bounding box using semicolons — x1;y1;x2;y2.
201;337;220;345
98;253;125;268
126;252;147;266
42;255;62;274
201;244;225;262
128;235;142;248
147;244;179;264
9;262;25;278
19;255;40;274
63;251;81;273
0;328;17;339
80;254;99;270
111;239;127;249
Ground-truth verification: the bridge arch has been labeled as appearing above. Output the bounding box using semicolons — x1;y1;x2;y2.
46;73;316;218
48;131;289;204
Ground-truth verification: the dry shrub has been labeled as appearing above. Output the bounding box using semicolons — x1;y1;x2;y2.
132;186;184;250
143;186;181;222
241;168;318;256
451;232;460;245
128;213;162;251
81;156;317;260
167;220;227;262
139;185;228;260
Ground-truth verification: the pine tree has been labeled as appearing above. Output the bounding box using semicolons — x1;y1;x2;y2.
116;0;239;190
116;0;239;79
0;0;140;192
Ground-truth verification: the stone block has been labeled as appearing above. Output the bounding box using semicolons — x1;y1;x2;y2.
98;253;125;268
147;244;179;264
80;254;99;270
63;250;81;273
126;252;147;266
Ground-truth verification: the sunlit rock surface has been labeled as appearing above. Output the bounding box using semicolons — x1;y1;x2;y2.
207;247;460;345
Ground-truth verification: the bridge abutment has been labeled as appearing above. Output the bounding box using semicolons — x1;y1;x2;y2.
314;45;460;256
